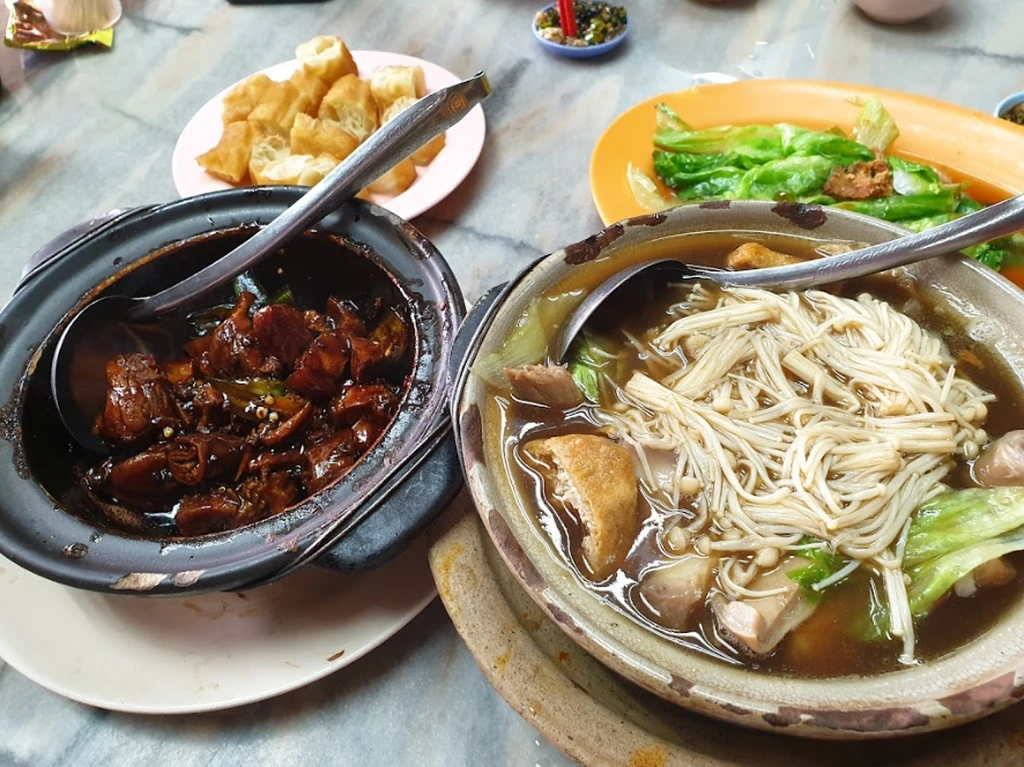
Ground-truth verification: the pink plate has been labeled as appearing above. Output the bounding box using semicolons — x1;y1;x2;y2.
171;51;487;220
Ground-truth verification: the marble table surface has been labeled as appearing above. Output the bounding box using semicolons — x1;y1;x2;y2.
1;0;1023;764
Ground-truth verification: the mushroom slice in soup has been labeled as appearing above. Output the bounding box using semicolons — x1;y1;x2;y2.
974;430;1024;488
639;555;716;630
712;558;817;656
505;365;583;410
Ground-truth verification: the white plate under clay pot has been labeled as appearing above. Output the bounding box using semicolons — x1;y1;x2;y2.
0;537;434;714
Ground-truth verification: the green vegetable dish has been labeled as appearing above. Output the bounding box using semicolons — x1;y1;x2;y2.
493;232;1024;677
628;98;1024;271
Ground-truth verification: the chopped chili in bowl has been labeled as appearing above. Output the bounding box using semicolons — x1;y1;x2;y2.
1000;103;1024;126
535;2;627;47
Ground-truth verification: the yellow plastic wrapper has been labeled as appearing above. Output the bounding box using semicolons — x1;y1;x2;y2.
4;0;114;51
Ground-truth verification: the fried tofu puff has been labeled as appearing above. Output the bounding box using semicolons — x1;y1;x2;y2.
295;35;358;85
526;434;639;581
248;80;315;135
290;113;359;161
318;75;378;143
197;121;254;184
221;74;272;125
369;66;426;112
381;96;445;165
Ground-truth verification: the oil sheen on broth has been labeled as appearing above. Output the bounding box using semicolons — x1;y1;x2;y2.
496;233;1024;678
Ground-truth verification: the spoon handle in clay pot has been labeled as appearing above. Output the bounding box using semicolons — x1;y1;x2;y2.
127;72;491;320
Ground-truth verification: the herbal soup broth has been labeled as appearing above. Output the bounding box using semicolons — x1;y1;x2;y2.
487;232;1024;678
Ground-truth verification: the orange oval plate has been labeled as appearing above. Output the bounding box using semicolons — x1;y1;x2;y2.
590;80;1024;225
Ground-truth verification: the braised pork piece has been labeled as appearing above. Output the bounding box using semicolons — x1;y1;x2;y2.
84;282;410;537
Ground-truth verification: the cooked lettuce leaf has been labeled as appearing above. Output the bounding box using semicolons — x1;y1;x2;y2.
957;196;985;214
566;332;616;403
835;187;959;221
901;213;959;233
901;211;1022;270
654;125;784;158
904;487;1024;567
569;360;601;403
646;99;1012;273
908;527;1024;618
733;155;843;201
889;157;945;196
852;577;892;642
966;242;1009;270
655;103;691;133
852;96;900;154
627;163;675;213
653;150;746;190
679;173;749;200
782;125;874;164
788;537;851;602
472;299;547;387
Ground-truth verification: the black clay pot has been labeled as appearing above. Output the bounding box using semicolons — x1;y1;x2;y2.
0;188;465;596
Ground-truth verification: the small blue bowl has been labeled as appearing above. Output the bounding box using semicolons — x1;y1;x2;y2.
532;3;629;59
994;90;1024;121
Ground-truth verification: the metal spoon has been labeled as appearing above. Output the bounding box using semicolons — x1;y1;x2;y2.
52;72;491;453
553;193;1024;361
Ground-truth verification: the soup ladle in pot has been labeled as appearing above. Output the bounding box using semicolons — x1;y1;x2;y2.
553;193;1024;362
52;73;491;453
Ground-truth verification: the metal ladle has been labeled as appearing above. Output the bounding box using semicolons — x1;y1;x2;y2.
553;193;1024;361
52;72;491;453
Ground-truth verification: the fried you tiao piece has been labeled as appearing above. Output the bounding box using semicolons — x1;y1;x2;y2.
196;121;254;184
366;158;417;195
222;73;272;124
318;75;378;143
380;96;415;123
248;80;315;135
381;96;445;166
289;67;329;107
290;113;359;160
296;35;358;85
370;66;425;112
297;155;340;186
252;154;315;186
248;132;291;184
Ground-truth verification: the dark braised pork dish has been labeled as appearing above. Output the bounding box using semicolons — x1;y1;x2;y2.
84;276;411;537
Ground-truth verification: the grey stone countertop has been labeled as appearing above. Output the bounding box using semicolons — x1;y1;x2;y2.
1;0;1022;764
